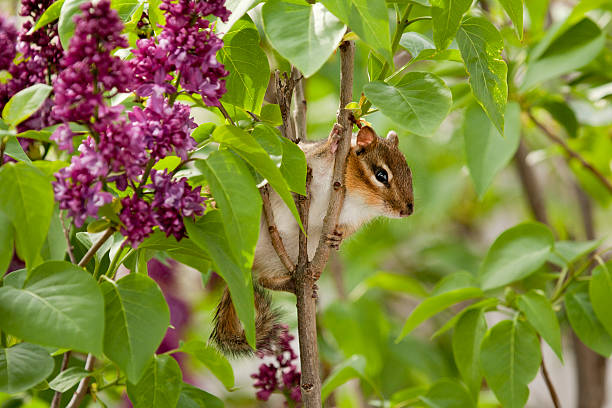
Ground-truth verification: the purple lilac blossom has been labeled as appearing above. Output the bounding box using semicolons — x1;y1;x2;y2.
118;195;157;246
130;0;229;106
252;325;302;405
0;16;18;71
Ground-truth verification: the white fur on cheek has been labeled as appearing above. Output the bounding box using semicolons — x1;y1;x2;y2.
339;190;385;229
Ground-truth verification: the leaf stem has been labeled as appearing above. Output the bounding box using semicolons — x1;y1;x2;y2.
541;354;562;408
78;228;114;269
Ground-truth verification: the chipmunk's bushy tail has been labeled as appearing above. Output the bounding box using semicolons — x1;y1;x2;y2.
210;285;282;356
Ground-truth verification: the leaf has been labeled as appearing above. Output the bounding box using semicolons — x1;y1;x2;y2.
566;282;612;357
177;383;224;408
430;0;472;50
320;0;392;64
41;207;68;262
33;0;65;31
516;290;563;361
457;16;507;134
218;19;269;114
363;72;452;136
2;84;52;127
0;212;14;275
353;271;428;299
260;104;282;126
17;129;53;141
396;287;483;341
262;0;345;77
321;355;376;401
548;239;601;267
185;210;255;348
76;231;114;264
4;136;32;163
101;273;170;383
179;340;234;390
0;261;104;354
195;150;261;268
537;98;578;138
0;343;54;394
191;123;215;144
452;309;486;396
127;354;182;408
419;378;475;408
521;18;605;90
138;232;211;273
0;161;53;269
110;0;143;21
252;123;306;194
216;0;258;34
463;102;520;197
498;0;523;39
479;222;554;291
589;262;612;338
212;125;302;229
400;32;435;57
58;0;88;49
48;367;89;393
480;318;542;408
432;298;499;339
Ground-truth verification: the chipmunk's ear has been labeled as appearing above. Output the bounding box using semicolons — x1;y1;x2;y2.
386;130;399;147
356;126;377;147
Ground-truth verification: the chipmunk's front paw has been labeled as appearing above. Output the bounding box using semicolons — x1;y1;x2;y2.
329;123;344;154
325;228;344;250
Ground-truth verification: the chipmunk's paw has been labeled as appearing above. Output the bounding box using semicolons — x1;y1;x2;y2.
325;228;344;250
329;124;344;154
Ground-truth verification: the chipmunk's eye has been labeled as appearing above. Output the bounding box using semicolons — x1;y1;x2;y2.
375;168;388;184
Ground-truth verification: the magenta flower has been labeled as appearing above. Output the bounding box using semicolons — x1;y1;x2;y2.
0;16;18;71
119;196;157;246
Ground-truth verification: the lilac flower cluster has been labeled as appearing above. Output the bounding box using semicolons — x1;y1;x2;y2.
50;0;207;245
0;16;18;71
130;0;229;106
252;325;302;405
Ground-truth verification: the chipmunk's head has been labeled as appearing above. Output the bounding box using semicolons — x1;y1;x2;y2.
346;126;414;218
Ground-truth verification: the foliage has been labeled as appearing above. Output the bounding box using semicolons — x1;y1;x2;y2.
0;0;611;407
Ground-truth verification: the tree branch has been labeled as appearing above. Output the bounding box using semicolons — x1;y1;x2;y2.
50;351;72;408
261;185;295;274
65;354;95;408
292;66;307;142
274;69;300;143
541;355;561;408
528;111;612;194
78;228;114;268
514;138;549;226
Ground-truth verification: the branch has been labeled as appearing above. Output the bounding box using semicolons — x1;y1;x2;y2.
274;69;300;143
514;138;550;226
309;40;354;274
292;66;308;142
541;355;562;408
65;354;95;408
50;351;72;408
78;228;114;268
528;111;612;194
261;185;295;274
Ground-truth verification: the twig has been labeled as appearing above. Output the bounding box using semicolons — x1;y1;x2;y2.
292;66;308;142
66;354;95;408
309;40;354;274
541;356;561;408
217;104;236;126
50;351;72;408
78;228;114;268
61;211;77;264
274;69;300;143
261;185;295;273
528;111;612;194
514;138;549;226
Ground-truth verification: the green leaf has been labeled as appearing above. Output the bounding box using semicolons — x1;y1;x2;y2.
177;383;224;408
430;0;472;50
353;271;428;299
41;207;68;262
76;231;113;264
537;98;578;138
191;123;215;144
262;0;345;77
431;298;499;339
17;129;53;141
321;355;376;401
452;308;486;396
498;0;523;39
396;287;483;341
0;261;104;354
480;318;542;408
0;212;14;275
252;123;307;194
127;354;182;408
138;232;211;273
218;19;269;115
457;16;507;134
548;239;601;267
479;222;554;291
195;150;261;268
4;136;31;163
2;84;52;127
567;282;612;357
419;378;475;408
33;0;65;31
463;102;520;198
260;104;282;126
185;210;256;348
179;340;234;390
212;125;302;230
320;0;392;64
111;0;143;21
0;343;54;394
400;32;434;57
516;290;563;361
216;0;258;34
521;18;605;90
101;273;170;383
589;262;612;338
48;367;89;393
58;0;88;49
363;72;452;136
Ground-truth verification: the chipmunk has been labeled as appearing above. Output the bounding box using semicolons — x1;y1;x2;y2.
211;124;414;355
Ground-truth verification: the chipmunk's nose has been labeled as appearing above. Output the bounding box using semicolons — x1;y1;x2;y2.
399;202;413;217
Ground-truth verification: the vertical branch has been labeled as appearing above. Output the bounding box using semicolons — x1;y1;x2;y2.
292;66;308;142
274;69;299;143
514;138;549;226
65;354;96;408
